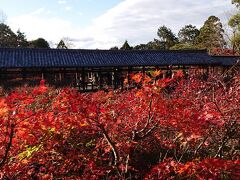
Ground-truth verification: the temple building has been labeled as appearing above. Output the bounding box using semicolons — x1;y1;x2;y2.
0;48;239;91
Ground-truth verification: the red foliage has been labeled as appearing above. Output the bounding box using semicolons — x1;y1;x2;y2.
210;48;240;56
145;158;240;179
0;70;239;179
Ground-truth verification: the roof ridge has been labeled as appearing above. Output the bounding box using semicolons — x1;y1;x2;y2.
0;47;208;53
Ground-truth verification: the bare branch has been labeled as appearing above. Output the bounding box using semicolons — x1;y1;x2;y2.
0;124;15;169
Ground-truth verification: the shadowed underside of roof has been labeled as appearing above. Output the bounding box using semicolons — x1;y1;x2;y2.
0;48;238;68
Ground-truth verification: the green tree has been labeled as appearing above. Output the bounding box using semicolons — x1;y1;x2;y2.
170;43;199;50
134;44;149;50
0;23;17;48
232;0;240;7
57;40;68;49
195;16;226;49
228;0;240;51
157;25;178;50
120;40;132;50
110;46;119;50
148;39;166;50
29;38;50;48
134;39;166;50
178;25;200;44
16;29;29;47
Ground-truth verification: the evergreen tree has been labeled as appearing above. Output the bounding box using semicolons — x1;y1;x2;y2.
134;44;149;50
120;40;132;50
228;0;240;51
110;46;119;50
0;23;17;48
16;29;29;47
178;25;200;44
57;40;68;49
157;25;178;50
195;16;226;49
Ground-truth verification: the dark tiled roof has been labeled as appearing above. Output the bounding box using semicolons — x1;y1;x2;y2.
0;48;238;68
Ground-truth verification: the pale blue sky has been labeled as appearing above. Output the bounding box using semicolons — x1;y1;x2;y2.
0;0;234;49
1;0;121;26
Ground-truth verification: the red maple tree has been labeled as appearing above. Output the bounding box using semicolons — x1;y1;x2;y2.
0;70;239;179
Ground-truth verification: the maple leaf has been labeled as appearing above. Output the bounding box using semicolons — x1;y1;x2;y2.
174;70;184;78
135;90;143;97
131;73;142;83
152;70;161;77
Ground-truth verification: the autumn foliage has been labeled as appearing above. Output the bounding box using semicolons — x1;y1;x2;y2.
210;48;240;56
0;70;239;179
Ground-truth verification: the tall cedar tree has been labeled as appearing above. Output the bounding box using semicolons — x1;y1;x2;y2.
120;40;132;50
228;0;240;51
195;16;226;50
57;40;68;49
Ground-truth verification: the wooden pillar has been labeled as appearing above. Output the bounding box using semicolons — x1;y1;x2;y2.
75;72;78;81
118;67;123;89
114;67;117;89
81;68;86;91
127;66;132;84
99;69;103;89
63;68;66;82
41;68;45;80
0;69;2;83
142;66;145;75
24;69;27;80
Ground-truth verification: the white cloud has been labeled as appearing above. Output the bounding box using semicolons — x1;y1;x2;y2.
9;0;233;49
58;0;67;5
9;9;77;42
30;8;45;16
65;6;72;11
77;12;83;16
86;0;232;48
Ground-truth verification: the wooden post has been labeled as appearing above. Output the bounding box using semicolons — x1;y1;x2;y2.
41;68;45;80
22;68;26;80
63;68;66;81
0;69;1;80
99;69;103;89
75;72;78;87
142;66;145;75
82;68;86;91
114;67;117;89
127;66;132;85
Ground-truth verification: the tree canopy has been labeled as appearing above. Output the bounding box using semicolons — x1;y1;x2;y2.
0;23;17;48
29;38;50;49
57;40;68;49
228;0;240;51
157;25;178;49
16;30;29;47
120;40;132;50
178;24;200;45
232;0;240;6
0;72;239;178
195;16;226;49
